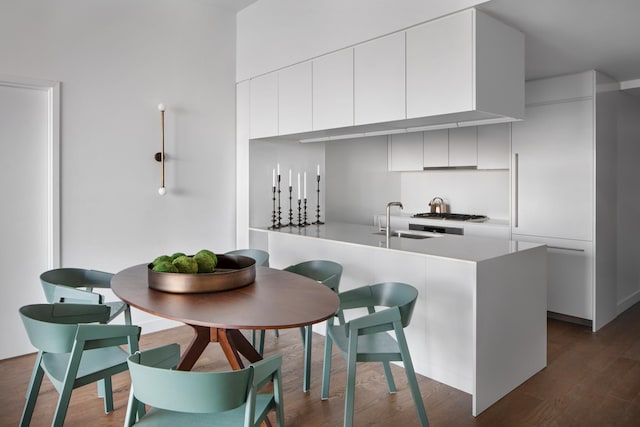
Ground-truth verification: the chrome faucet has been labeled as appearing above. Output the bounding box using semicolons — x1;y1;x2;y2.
385;201;403;247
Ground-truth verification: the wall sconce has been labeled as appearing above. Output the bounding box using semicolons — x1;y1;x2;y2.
155;103;166;195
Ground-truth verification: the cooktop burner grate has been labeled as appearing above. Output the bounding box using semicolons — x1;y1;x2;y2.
411;213;488;222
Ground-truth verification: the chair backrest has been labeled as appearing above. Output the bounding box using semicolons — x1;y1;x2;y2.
226;249;270;267
369;282;418;328
19;304;110;353
284;260;343;292
128;343;254;413
41;268;114;304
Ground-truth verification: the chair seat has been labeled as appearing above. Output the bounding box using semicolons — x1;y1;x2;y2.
42;346;129;390
133;394;276;426
327;325;403;361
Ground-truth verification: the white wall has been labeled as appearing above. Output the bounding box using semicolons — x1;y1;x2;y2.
1;0;238;333
325;137;401;225
236;0;488;81
616;92;640;309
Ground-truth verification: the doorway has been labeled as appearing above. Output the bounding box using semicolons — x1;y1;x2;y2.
0;76;59;359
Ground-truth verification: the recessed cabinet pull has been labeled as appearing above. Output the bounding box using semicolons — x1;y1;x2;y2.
546;245;585;252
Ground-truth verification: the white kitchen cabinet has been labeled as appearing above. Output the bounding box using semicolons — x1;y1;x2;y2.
354;32;405;126
313;49;354;131
449;127;477;167
278;61;312;135
477;123;510;169
422;129;449;168
389;132;423;171
406;9;473;118
512;235;594;320
512;99;593;241
406;9;524;121
249;73;278;139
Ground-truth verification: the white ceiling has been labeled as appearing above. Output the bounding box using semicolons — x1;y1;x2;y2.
478;0;640;96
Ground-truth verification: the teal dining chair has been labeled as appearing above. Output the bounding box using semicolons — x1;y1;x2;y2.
225;249;274;353
283;259;343;392
321;282;429;427
19;303;141;427
125;343;285;427
40;268;132;325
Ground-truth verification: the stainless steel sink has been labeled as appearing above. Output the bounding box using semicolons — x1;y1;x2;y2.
372;231;432;239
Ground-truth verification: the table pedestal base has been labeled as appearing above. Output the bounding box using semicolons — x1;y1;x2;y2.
178;324;263;371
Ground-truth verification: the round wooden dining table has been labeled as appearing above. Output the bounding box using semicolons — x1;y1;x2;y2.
111;264;340;378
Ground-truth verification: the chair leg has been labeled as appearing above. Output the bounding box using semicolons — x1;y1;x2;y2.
344;336;358;427
321;329;333;400
52;379;75;427
381;361;397;393
259;330;266;355
396;327;429;427
303;325;312;392
124;305;132;325
20;356;45;427
99;377;114;413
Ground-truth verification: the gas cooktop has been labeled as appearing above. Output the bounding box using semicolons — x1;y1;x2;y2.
411;213;488;222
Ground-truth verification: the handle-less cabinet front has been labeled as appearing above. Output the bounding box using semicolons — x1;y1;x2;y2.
313;49;354;131
354;32;406;126
278;61;312;135
249;73;278;139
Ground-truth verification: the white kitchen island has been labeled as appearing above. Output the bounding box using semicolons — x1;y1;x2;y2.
251;222;547;416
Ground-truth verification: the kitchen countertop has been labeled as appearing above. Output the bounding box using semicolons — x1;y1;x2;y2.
251;222;542;263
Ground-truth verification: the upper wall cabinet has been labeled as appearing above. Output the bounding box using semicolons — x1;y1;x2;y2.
250;73;278;139
313;49;354;131
477;123;510;169
279;61;312;135
248;7;523;140
354;32;405;126
406;9;524;122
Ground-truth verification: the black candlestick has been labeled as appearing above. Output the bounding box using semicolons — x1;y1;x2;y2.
268;185;278;229
276;175;282;228
286;185;295;226
303;197;310;225
312;174;324;225
296;198;304;227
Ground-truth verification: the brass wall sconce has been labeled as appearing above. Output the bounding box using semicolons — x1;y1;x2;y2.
155;103;166;195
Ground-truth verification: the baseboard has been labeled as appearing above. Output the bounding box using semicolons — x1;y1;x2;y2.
139;317;182;335
547;311;592;327
618;289;640;314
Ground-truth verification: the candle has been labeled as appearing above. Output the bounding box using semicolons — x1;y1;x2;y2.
304;172;307;199
277;163;280;176
297;173;301;199
317;164;320;176
272;169;275;187
289;169;292;187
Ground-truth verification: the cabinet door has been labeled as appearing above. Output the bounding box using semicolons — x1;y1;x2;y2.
423;129;448;168
406;9;474;118
250;73;278;139
477;123;510;169
313;49;354;130
513;235;593;320
389;132;423;171
512;99;593;241
449;127;477;167
354;32;405;125
278;61;312;135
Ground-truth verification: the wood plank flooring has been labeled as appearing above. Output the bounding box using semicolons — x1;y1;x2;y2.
2;302;640;426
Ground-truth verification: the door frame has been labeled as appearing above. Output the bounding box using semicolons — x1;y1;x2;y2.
0;74;60;268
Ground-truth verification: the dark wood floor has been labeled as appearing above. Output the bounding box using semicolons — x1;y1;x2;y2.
3;302;640;427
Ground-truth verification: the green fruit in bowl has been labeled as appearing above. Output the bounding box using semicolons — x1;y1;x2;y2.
152;261;178;273
172;255;198;274
196;249;218;266
170;252;186;261
152;255;172;266
194;252;216;273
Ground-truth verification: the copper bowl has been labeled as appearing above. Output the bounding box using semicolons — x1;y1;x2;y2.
147;254;256;293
